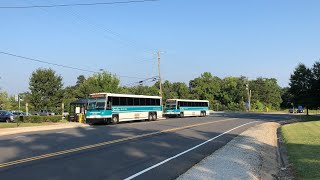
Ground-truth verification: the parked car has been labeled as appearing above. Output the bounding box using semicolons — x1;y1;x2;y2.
32;111;40;116
62;110;69;117
39;110;55;116
11;111;29;116
289;108;295;113
297;106;304;113
0;110;16;123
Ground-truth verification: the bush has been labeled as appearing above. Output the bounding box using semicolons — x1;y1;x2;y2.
19;115;63;123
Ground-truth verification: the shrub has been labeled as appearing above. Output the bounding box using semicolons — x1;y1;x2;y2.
19;115;63;123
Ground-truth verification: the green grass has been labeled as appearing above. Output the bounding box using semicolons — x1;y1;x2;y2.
0;120;68;129
281;121;320;179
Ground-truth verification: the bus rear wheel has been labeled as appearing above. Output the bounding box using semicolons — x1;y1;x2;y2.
152;113;157;121
112;115;119;124
148;113;153;121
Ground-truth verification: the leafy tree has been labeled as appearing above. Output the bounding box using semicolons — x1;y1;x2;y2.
29;68;63;111
280;87;294;108
310;61;320;108
172;82;190;99
189;72;221;108
220;76;247;110
77;71;120;98
125;85;159;96
0;91;10;110
250;78;282;110
289;63;313;111
76;75;86;86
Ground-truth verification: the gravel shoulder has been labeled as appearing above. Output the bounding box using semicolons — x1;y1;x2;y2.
177;122;280;180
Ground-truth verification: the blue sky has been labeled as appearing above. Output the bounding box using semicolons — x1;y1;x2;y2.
1;0;319;95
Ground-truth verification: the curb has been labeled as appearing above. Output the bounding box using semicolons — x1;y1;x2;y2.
0;123;89;137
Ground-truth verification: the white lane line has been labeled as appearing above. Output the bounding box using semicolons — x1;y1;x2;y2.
124;121;258;180
14;136;26;139
56;131;66;134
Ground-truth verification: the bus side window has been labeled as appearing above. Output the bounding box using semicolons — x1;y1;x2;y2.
155;99;160;105
134;98;140;106
112;97;120;106
107;97;112;109
120;97;127;106
128;98;134;106
140;98;146;106
146;98;151;106
150;99;156;106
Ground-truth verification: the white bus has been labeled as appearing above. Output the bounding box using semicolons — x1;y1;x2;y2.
86;93;163;124
164;99;209;118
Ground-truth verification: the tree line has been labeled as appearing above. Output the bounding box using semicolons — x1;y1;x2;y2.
0;68;287;113
282;61;320;114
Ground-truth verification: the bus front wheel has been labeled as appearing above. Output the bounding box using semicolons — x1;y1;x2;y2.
179;113;184;118
112;115;119;124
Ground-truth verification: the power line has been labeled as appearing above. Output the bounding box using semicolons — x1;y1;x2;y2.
0;0;159;9
0;51;146;79
24;0;156;59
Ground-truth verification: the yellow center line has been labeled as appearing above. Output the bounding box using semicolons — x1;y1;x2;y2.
0;118;238;168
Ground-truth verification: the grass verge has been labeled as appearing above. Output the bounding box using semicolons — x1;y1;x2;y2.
281;121;320;179
0;120;68;129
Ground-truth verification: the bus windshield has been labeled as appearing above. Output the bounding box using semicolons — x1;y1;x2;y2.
165;102;176;110
87;98;106;110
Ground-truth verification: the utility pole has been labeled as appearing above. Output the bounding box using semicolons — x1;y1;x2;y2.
157;51;163;104
246;78;251;111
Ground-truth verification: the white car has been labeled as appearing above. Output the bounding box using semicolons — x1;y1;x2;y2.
39;110;55;116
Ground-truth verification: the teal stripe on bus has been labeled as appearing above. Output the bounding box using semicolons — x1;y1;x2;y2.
112;106;162;113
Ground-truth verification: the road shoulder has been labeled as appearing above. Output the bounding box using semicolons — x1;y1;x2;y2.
177;122;280;180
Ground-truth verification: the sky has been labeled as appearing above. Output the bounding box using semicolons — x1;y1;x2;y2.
1;0;320;95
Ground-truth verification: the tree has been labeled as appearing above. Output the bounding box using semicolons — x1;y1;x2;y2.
0;91;10;110
280;87;294;108
310;61;320;109
77;71;121;98
172;82;190;99
76;75;86;86
125;85;159;96
29;68;63;111
250;78;282;110
220;76;247;111
189;72;221;109
289;63;313;112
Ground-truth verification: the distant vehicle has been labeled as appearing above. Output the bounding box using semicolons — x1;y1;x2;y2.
0;110;16;123
11;111;30;116
164;99;209;118
289;108;295;113
11;111;24;116
32;111;40;116
62;110;69;117
86;93;162;124
39;110;55;116
297;106;304;113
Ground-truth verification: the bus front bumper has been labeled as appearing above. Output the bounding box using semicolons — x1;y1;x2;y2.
86;117;110;124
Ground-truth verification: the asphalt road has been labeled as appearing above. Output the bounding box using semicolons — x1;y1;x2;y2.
0;113;293;180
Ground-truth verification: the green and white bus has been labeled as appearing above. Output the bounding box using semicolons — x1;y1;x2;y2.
164;99;209;118
86;93;162;124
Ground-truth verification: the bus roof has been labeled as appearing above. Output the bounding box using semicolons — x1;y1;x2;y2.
89;93;162;99
166;99;209;103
